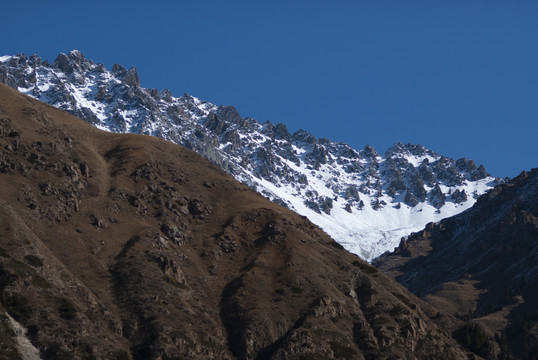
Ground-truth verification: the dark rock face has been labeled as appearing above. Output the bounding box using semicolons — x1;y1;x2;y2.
0;67;17;88
344;185;360;202
362;144;378;158
434;156;466;186
375;168;538;360
123;67;140;87
404;171;427;207
456;157;478;173
430;184;446;209
418;161;436;187
53;53;71;73
320;196;333;214
54;50;91;75
456;158;490;181
272;122;291;141
218;105;242;124
451;189;468;203
472;164;489;181
292;129;317;144
0;84;470;359
111;63;126;75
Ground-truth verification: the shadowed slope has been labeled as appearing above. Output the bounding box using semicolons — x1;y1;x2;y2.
375;168;538;359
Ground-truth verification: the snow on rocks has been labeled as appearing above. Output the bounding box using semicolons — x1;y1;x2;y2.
0;51;501;261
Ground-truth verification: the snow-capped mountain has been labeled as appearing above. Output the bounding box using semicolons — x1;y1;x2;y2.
0;51;500;260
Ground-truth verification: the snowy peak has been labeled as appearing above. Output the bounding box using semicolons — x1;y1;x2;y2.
54;50;92;74
0;51;501;260
385;142;437;164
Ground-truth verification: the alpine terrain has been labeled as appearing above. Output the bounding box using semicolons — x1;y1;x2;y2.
375;168;538;359
0;51;500;260
0;83;474;359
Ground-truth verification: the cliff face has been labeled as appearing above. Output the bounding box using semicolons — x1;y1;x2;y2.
375;168;538;359
0;84;471;359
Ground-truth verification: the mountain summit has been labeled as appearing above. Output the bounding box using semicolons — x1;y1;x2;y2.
0;51;500;260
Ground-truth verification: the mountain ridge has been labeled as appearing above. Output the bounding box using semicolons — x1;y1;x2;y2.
0;82;472;359
374;167;538;359
0;50;501;260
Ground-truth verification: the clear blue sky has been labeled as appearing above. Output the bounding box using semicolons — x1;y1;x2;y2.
3;1;537;178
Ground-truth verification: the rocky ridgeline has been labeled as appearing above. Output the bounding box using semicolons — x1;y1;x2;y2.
374;168;538;359
0;51;500;260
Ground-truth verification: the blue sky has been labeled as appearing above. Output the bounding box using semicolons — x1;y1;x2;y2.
3;1;537;178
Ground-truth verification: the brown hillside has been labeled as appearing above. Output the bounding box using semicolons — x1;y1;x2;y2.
0;83;469;359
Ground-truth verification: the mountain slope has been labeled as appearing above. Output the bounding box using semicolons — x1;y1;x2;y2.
0;83;473;359
0;51;499;260
374;168;538;359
